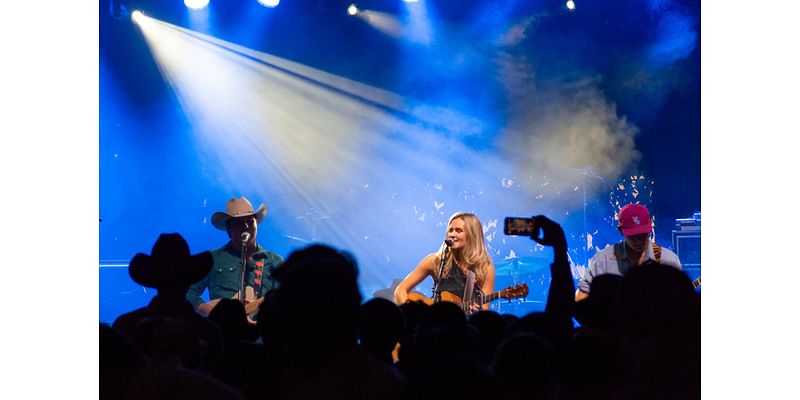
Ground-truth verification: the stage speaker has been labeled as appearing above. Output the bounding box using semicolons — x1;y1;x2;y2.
672;230;701;267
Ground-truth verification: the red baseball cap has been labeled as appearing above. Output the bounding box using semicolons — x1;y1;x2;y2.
617;204;653;236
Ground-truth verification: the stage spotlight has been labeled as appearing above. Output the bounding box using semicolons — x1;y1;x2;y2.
402;0;419;2
258;0;280;7
131;10;144;23
347;4;359;16
184;0;210;10
566;0;576;11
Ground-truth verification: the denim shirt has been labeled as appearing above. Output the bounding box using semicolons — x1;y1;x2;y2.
186;242;284;309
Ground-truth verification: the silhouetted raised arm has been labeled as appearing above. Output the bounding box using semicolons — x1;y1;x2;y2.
529;215;575;336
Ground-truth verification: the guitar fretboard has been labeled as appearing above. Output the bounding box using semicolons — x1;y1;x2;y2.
481;292;502;305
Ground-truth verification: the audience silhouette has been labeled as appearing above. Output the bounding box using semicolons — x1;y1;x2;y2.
111;233;223;372
360;297;406;365
261;244;404;400
468;310;509;367
101;218;699;400
490;332;560;400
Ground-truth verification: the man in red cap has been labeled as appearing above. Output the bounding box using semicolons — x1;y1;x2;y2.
186;196;284;318
575;203;682;302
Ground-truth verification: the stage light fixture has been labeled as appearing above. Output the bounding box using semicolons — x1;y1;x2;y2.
402;0;419;3
184;0;210;10
131;10;144;23
258;0;280;7
566;0;576;10
347;4;359;16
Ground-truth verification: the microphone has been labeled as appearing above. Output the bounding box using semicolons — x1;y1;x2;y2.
444;239;454;247
240;231;251;242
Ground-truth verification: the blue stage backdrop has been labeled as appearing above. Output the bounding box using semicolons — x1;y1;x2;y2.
100;0;700;323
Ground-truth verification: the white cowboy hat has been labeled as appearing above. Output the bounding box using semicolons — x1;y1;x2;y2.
211;196;268;231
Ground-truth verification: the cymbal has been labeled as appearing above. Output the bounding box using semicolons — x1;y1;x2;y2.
493;256;549;276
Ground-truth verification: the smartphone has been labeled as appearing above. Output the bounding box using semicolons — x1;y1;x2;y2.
504;217;535;236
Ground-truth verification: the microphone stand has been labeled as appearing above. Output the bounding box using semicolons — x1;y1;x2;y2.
238;241;248;306
431;245;450;302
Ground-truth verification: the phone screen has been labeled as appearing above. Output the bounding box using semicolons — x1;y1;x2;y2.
504;217;534;236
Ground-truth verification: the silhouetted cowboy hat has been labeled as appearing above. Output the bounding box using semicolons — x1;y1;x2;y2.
129;233;213;289
211;196;268;231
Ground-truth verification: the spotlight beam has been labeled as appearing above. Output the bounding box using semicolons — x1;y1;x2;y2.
129;15;643;295
149;20;465;135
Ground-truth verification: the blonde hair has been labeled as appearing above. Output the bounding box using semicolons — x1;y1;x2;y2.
436;212;491;286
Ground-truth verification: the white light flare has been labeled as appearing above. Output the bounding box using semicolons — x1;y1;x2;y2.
258;0;280;8
348;4;359;16
184;0;210;11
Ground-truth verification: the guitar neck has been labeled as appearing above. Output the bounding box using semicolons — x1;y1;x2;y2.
480;291;501;305
410;286;523;307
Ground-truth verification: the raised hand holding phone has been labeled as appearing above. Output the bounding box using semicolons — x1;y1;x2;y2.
503;214;573;338
528;215;567;251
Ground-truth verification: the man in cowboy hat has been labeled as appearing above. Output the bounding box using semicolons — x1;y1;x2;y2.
187;196;284;318
112;233;224;360
576;203;682;302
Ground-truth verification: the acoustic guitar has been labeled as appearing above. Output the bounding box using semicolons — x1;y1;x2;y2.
406;283;529;309
207;286;264;317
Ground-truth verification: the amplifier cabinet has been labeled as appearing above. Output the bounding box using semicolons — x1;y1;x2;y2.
671;230;701;266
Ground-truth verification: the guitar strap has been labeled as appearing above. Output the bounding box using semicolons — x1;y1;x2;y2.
652;243;662;262
254;259;265;297
463;270;476;312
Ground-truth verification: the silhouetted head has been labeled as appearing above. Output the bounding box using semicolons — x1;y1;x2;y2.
468;310;508;365
208;298;259;343
619;261;698;339
399;300;428;335
418;301;467;331
360;297;405;361
468;310;507;338
575;274;624;331
490;332;560;400
410;323;481;377
507;312;560;349
271;244;362;362
128;233;212;295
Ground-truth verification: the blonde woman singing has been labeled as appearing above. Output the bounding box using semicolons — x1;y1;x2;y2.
394;212;495;311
